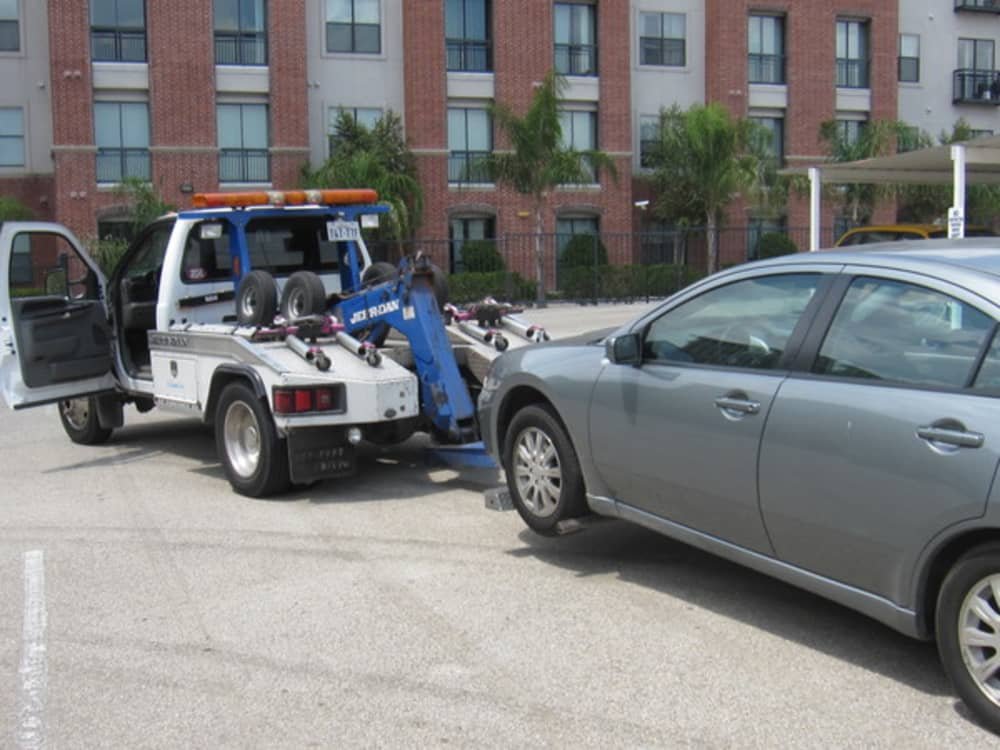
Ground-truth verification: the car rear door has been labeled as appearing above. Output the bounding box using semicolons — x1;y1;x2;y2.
758;268;1000;603
588;268;834;555
0;222;114;408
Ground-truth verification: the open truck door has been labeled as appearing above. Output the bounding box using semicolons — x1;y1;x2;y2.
0;222;115;408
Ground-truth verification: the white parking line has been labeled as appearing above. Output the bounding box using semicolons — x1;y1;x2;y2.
17;550;47;750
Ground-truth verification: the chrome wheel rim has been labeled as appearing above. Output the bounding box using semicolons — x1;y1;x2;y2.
959;573;1000;707
224;401;261;479
286;288;307;318
512;426;562;517
60;398;90;430
239;287;259;321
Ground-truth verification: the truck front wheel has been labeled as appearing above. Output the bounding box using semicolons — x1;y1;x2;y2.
58;396;113;445
215;382;289;497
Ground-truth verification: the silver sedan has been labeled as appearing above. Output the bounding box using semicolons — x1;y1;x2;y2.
478;240;1000;733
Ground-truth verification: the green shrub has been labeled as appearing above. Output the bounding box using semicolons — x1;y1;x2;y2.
756;232;798;259
459;240;505;272
559;263;704;302
447;270;535;303
559;234;608;268
83;235;130;275
0;196;32;221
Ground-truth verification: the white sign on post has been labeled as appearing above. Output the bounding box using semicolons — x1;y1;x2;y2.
948;207;965;239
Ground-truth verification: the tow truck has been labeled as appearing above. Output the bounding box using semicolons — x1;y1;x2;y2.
0;188;546;496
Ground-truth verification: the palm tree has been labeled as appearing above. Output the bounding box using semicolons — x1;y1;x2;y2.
645;103;771;274
487;71;617;305
302;111;423;246
818;118;900;227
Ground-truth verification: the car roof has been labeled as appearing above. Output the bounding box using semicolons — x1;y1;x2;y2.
840;224;941;235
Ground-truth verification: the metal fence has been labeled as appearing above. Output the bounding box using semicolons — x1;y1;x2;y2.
368;225;843;305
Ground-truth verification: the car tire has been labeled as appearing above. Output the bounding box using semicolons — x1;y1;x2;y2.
215;381;290;497
58;396;113;445
936;543;1000;733
235;270;278;327
502;404;587;535
280;270;327;320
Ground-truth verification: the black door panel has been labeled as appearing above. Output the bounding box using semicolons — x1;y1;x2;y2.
12;297;112;388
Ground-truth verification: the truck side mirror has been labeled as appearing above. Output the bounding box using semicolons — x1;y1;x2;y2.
605;333;641;365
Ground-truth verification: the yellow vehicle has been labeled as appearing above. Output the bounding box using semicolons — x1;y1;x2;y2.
835;223;997;246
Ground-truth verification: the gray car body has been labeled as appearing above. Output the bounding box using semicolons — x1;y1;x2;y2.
478;240;1000;640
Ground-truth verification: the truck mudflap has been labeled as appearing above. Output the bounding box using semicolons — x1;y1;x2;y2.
287;427;356;484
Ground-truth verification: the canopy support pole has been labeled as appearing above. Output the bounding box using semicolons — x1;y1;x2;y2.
809;167;821;251
951;144;966;239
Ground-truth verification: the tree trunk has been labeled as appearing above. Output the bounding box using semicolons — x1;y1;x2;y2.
706;211;719;275
534;200;547;307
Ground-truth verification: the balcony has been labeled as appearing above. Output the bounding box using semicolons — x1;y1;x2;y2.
219;149;270;183
748;53;785;84
91;29;146;63
955;0;1000;13
555;43;597;76
215;32;267;66
96;148;150;184
448;151;491;184
836;58;869;88
953;69;1000;104
446;39;492;72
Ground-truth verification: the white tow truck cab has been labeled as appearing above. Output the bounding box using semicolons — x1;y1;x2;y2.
0;189;439;496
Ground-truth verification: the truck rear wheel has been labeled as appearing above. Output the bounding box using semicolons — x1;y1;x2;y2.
280;271;327;320
58;396;113;445
236;270;278;326
215;381;289;497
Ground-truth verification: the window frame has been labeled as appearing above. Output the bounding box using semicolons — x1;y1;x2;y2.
214;0;268;66
638;10;685;68
94;100;151;184
446;0;491;72
554;2;597;76
835;18;870;88
558;108;598;183
327;106;383;156
325;0;381;55
898;33;919;83
216;102;270;184
447;106;493;184
90;0;147;63
748;14;784;84
448;214;496;273
0;0;20;53
0;105;24;168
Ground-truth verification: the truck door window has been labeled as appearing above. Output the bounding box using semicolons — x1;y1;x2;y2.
9;232;99;300
181;221;231;282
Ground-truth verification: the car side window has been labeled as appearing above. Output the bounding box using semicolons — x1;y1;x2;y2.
973;334;1000;390
181;221;231;283
642;273;820;370
9;232;100;300
814;277;993;388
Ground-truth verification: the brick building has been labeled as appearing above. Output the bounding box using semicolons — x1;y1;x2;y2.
0;1;977;269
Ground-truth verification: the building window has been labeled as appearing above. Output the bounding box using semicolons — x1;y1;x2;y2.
446;0;490;72
91;0;147;63
554;3;596;76
328;106;382;154
639;11;684;67
95;102;150;183
639;115;658;168
217;103;269;183
449;216;496;273
750;116;784;166
0;107;24;166
748;15;784;84
0;0;19;52
836;19;869;88
556;216;599;256
448;107;492;183
214;0;267;66
559;109;597;182
898;33;919;83
897;124;921;153
326;0;380;54
837;118;866;147
956;38;997;102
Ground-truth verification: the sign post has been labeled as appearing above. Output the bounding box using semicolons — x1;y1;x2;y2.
948;206;965;239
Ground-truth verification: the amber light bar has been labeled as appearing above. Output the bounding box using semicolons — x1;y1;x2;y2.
191;188;379;209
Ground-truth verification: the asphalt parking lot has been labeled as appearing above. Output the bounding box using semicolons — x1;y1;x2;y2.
1;301;997;747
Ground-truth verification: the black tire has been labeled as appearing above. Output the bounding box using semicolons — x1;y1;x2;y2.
362;262;398;287
58;396;113;445
215;381;290;497
936;543;1000;733
235;270;278;326
280;270;327;320
502;404;587;535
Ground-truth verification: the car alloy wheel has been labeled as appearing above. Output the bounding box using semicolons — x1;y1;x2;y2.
958;572;1000;707
512;426;563;518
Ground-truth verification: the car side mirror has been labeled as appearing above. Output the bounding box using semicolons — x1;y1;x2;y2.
606;333;641;365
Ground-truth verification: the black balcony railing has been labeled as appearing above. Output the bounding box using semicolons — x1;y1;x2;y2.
91;29;146;62
215;32;267;66
446;39;492;72
748;53;785;84
448;151;491;183
953;68;1000;103
955;0;1000;12
555;43;597;76
836;58;869;88
219;149;270;183
96;148;150;183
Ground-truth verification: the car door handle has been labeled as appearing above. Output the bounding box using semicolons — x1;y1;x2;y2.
714;396;761;415
916;426;984;449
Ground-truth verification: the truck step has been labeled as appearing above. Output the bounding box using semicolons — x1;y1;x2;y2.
424;441;498;469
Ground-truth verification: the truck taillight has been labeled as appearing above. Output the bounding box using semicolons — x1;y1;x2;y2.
273;386;343;415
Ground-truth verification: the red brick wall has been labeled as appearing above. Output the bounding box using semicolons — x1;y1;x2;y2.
0;176;56;220
268;0;310;187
